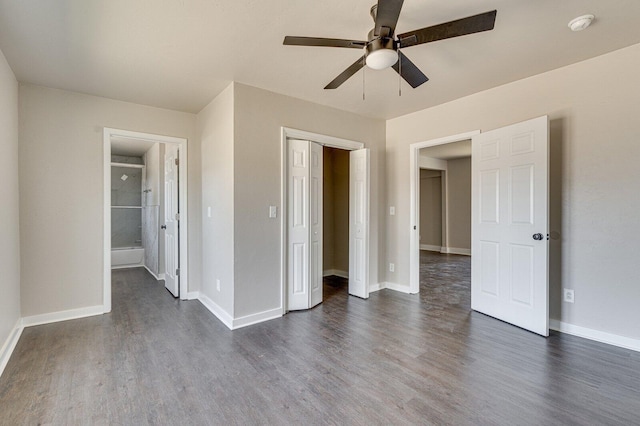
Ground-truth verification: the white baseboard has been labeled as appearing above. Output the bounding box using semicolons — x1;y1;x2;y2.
143;265;165;281
550;320;640;353
369;282;385;293
21;305;104;328
0;318;24;379
197;294;282;330
323;269;349;279
441;247;471;256
383;282;416;294
198;294;234;330
111;264;144;270
232;308;282;330
186;291;200;300
420;244;442;252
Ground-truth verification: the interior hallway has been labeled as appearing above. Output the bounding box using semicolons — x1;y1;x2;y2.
1;267;639;424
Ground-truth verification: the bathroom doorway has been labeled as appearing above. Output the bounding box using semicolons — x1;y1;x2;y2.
103;128;189;312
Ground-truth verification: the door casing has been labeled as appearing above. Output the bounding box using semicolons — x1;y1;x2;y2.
103;128;189;313
409;131;481;294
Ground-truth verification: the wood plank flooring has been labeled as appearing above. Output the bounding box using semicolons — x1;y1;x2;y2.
1;255;639;425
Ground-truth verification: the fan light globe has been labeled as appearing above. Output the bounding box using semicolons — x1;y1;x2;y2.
366;49;398;70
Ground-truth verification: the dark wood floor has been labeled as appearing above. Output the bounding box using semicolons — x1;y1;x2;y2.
1;256;640;425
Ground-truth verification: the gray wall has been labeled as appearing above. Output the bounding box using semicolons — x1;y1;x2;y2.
447;157;471;250
386;43;640;340
198;83;235;316
233;83;386;318
419;169;442;247
0;47;20;353
323;147;349;274
18;84;200;317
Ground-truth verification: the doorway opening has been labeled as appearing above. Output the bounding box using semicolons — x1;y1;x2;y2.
409;116;550;336
409;131;479;294
418;140;472;308
280;127;370;313
322;147;350;302
103;128;189;313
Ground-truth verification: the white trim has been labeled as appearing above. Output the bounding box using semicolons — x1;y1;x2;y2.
441;247;471;256
420;244;442;252
232;308;282;330
104;128;190;314
0;318;24;379
383;282;415;294
280;127;366;314
322;269;349;279
550;320;640;353
369;282;385;293
186;291;200;300
22;305;104;328
409;130;480;294
282;127;364;151
198;294;234;330
143;265;165;281
110;162;145;169
111;263;144;270
197;295;282;330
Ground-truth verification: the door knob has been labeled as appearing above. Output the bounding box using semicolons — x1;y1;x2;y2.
532;233;543;241
161;225;167;230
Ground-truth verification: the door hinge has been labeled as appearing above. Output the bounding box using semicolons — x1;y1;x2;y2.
175;213;180;221
175;158;179;166
176;268;180;276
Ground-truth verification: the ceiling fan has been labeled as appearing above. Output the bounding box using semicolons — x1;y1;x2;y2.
283;0;497;90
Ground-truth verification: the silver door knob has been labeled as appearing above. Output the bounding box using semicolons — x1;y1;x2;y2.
161;225;167;230
532;233;543;241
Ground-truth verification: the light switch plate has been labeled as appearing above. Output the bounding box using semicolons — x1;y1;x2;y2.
390;206;395;216
269;205;277;218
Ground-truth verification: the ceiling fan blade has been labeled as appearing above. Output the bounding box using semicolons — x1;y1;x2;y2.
392;51;429;88
374;0;404;36
398;10;497;48
325;56;365;89
283;36;366;49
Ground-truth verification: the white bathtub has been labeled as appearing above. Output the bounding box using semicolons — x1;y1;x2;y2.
111;247;145;268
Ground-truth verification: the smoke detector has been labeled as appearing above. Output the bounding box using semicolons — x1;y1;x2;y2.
568;15;595;32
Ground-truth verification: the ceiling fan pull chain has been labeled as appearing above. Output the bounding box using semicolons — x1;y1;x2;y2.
398;50;402;97
362;56;366;101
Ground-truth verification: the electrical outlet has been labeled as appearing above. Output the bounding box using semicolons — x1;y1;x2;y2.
389;263;395;272
216;279;221;292
563;288;574;303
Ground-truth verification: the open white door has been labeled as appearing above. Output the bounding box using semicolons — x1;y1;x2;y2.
287;139;323;310
163;144;180;297
349;148;370;299
471;116;549;336
309;142;323;308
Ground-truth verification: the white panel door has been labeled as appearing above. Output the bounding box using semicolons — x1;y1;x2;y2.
471;116;549;336
164;144;180;297
349;148;370;299
288;139;311;310
309;142;323;308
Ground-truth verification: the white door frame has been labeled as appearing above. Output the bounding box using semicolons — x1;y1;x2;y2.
103;128;189;313
409;130;480;294
280;127;365;314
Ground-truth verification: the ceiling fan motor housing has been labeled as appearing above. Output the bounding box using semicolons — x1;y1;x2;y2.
365;28;398;69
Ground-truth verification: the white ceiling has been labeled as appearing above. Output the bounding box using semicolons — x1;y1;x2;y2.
1;0;639;119
420;139;470;160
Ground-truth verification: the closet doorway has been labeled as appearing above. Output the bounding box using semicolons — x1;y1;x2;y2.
281;128;370;312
